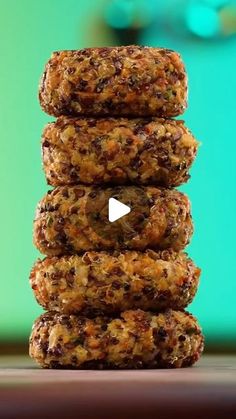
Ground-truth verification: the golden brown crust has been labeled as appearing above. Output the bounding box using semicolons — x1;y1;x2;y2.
29;309;204;369
39;46;187;117
30;250;200;315
42;116;198;187
33;186;193;255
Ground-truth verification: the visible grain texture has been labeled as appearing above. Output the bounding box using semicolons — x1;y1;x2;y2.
0;355;236;419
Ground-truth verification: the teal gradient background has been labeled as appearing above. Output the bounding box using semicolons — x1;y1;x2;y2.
0;0;235;345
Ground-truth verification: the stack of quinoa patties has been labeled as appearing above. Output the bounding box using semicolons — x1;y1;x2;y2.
29;46;204;369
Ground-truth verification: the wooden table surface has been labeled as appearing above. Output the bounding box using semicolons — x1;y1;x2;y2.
0;355;236;419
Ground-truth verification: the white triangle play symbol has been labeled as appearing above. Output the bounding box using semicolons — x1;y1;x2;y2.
108;198;131;222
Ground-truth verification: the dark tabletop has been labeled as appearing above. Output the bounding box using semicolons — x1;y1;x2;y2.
0;355;236;419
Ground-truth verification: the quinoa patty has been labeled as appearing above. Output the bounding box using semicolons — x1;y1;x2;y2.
30;250;200;315
39;46;187;117
33;186;193;255
29;309;203;369
42;116;198;187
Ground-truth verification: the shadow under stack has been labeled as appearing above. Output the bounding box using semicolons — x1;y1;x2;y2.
29;46;204;369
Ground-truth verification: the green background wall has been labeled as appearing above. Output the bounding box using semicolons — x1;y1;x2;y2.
0;0;235;344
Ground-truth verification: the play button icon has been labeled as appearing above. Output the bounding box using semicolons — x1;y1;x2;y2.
85;186;150;242
108;198;131;222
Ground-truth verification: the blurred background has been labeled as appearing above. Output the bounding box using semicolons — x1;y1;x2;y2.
0;0;235;353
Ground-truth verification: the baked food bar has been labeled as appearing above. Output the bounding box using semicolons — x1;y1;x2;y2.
42;116;198;187
30;250;200;315
29;309;203;369
33;186;193;255
39;46;187;117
